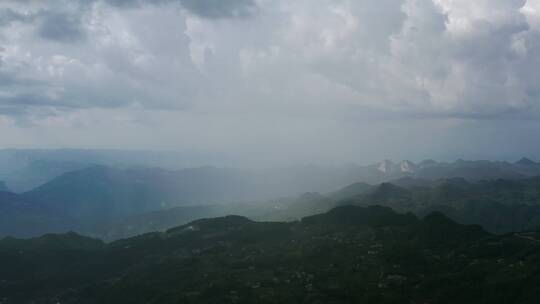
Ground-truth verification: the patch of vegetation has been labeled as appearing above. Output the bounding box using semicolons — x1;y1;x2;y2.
1;206;540;304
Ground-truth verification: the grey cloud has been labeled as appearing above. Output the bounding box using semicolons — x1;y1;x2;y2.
179;0;256;18
0;105;24;116
2;94;47;106
36;12;86;43
0;8;34;26
2;0;540;163
103;0;149;9
0;94;53;126
2;0;540;118
0;7;86;43
0;73;43;89
0;72;19;87
98;0;257;19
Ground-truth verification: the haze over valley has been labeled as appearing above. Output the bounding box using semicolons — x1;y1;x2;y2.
3;0;540;303
2;149;540;240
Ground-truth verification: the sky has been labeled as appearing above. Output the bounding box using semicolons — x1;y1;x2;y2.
1;0;540;166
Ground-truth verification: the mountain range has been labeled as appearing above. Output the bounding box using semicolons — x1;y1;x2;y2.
1;154;540;239
3;153;540;303
1;149;539;193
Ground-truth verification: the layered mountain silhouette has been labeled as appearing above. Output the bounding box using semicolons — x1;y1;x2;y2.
1;156;540;238
2;149;539;194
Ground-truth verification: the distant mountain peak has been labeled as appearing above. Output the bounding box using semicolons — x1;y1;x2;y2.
516;157;536;165
0;181;8;192
399;160;417;173
377;160;396;173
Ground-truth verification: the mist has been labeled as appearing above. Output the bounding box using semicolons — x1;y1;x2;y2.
1;0;540;167
3;1;540;303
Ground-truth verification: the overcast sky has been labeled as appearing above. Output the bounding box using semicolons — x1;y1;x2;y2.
1;0;540;166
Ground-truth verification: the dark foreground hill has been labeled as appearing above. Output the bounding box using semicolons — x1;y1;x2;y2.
1;206;540;304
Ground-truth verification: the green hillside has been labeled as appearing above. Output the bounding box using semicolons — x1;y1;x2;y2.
1;206;540;304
